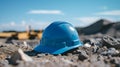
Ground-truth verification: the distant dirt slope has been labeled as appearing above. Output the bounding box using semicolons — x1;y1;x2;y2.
77;19;120;38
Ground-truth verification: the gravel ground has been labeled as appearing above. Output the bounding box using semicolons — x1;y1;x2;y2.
0;36;120;67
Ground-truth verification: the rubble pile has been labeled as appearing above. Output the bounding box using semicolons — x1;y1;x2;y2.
0;35;120;67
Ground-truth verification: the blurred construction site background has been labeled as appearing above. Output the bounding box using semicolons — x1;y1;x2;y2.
0;25;42;43
0;19;120;44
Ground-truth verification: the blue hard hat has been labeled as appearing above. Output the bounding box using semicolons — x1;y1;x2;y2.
34;21;83;54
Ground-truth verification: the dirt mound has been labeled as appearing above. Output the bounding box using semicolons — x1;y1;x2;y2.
77;19;120;39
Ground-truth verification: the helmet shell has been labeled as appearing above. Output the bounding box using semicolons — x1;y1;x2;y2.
34;21;83;54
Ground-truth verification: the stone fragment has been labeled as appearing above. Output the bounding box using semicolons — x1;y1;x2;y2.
77;50;89;61
84;43;91;47
101;48;119;56
9;49;33;65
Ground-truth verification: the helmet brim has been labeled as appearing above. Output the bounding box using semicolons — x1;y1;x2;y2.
34;43;83;54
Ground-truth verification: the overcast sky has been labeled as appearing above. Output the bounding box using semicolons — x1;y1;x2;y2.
0;0;120;31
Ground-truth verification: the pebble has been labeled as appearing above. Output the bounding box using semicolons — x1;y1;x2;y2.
84;43;91;47
77;50;89;61
9;49;33;65
37;54;46;58
101;48;119;56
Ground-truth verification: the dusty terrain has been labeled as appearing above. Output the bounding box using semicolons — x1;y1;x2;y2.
0;35;120;67
76;19;120;40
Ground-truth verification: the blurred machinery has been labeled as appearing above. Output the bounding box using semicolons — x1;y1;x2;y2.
0;25;42;40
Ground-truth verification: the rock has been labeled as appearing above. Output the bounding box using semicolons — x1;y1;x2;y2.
97;55;104;61
92;45;99;53
77;50;89;61
84;43;91;47
83;38;102;47
97;46;108;54
90;38;102;47
101;48;119;56
9;49;33;65
102;35;120;49
37;54;46;58
79;46;93;56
